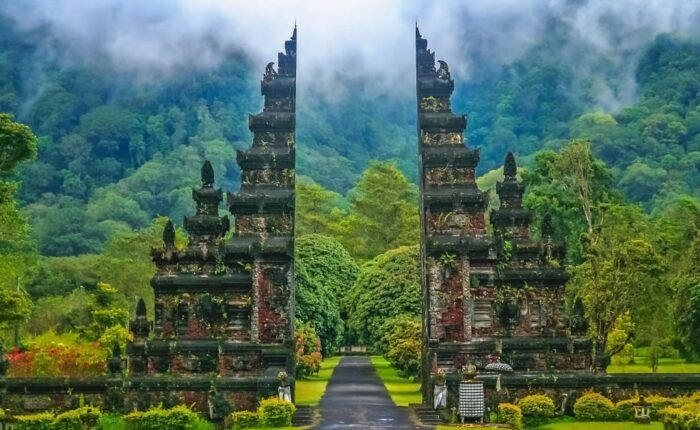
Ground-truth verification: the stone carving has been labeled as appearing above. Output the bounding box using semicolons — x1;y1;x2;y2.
434;369;448;408
278;371;292;402
264;62;278;81
437;60;451;80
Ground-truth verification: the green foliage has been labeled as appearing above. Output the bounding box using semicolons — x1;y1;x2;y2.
607;313;635;367
230;411;259;429
522;140;619;264
295;234;358;303
0;287;31;328
498;403;524;430
6;331;107;377
13;412;54;430
675;233;700;358
295;176;345;237
98;414;126;430
53;406;101;430
573;205;668;368
346;246;420;349
573;392;615;421
0;113;37;173
295;262;343;355
339;161;419;262
295;234;358;352
615;394;675;421
257;397;296;428
518;394;555;427
295;322;322;378
661;403;700;430
382;315;421;378
124;405;212;430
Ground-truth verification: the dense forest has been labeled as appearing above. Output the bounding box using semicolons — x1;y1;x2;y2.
0;9;699;378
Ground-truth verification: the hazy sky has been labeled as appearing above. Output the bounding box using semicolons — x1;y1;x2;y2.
2;0;699;107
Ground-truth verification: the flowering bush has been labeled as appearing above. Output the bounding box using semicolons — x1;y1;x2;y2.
295;323;322;378
6;331;107;377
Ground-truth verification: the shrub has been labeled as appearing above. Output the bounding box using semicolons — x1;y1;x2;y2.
230;411;259;429
518;394;555;427
258;397;296;427
14;412;54;430
573;392;615;421
660;403;700;430
98;414;126;430
384;315;422;379
124;405;205;430
6;331;107;377
498;403;523;430
295;322;323;378
53;406;101;430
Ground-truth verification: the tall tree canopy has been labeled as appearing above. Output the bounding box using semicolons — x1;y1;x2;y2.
339;161;419;262
294;234;358;353
345;245;421;349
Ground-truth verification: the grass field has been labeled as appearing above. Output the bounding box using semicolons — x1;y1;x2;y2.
294;355;342;405
608;356;700;373
438;422;663;430
369;355;422;406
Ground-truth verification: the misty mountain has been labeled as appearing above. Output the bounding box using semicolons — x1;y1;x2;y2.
0;6;699;256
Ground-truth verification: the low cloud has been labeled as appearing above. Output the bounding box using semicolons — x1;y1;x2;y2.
2;0;699;108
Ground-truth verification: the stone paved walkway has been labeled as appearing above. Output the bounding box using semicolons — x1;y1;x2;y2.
312;356;427;429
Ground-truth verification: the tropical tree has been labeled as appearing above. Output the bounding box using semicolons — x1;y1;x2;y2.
345;245;420;349
340;161;419;262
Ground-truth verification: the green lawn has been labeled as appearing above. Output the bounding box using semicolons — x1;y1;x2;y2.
537;422;663;430
608;356;700;373
438;422;663;430
294;356;342;405
369;355;422;406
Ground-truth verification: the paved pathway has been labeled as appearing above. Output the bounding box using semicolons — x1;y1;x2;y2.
313;356;427;429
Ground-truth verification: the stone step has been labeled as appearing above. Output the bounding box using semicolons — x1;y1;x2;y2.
409;403;444;426
292;405;315;426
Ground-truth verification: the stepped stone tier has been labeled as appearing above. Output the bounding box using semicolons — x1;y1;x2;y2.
128;27;298;413
415;27;594;405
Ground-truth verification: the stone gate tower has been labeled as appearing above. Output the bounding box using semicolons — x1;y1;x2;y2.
128;27;297;414
415;27;592;405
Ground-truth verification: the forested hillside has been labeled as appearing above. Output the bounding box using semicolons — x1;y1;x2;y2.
1;14;699;257
1;4;700;381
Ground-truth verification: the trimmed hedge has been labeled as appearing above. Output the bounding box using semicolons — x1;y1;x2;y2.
258;397;296;427
230;411;259;429
573;392;615;421
498;403;523;430
124;405;212;430
661;403;700;430
14;412;54;430
53;407;101;430
518;394;555;428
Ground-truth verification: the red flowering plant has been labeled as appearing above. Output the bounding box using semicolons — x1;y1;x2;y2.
295;322;322;378
5;331;107;377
